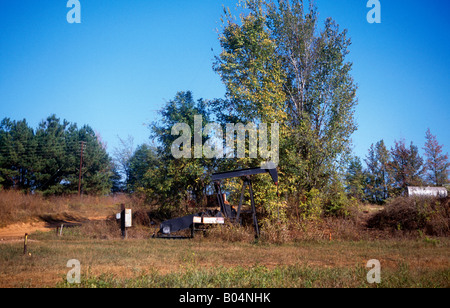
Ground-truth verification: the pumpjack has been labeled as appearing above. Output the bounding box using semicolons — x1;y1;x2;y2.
157;167;278;239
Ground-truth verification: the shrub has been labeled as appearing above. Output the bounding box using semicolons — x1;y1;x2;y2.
367;196;450;236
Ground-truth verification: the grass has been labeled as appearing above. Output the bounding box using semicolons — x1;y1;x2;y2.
1;231;449;288
0;190;449;288
55;264;450;288
56;261;450;288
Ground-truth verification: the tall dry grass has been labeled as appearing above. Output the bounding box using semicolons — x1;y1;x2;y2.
0;190;130;228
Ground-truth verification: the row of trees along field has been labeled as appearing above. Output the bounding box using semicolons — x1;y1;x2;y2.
0;115;113;195
346;129;450;205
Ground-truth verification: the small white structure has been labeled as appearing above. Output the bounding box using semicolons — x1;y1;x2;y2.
407;186;448;198
124;209;132;228
116;209;132;227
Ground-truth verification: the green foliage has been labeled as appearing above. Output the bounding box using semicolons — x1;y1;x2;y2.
323;179;355;218
353;132;449;205
125;144;158;193
213;0;358;220
213;5;287;125
132;91;214;212
297;188;323;220
127;0;360;220
364;140;391;203
388;140;425;196
423;128;449;186
0;115;113;195
345;156;366;202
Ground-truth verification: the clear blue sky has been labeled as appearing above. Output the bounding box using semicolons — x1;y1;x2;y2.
1;0;449;163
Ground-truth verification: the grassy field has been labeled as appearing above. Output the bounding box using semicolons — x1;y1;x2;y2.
0;191;449;288
0;230;448;288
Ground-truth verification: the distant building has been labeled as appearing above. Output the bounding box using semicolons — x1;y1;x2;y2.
407;186;448;198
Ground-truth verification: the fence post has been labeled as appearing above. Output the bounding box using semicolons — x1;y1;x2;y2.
23;233;28;255
120;204;127;239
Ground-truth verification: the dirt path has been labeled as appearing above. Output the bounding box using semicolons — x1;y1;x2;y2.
0;216;107;241
0;221;49;240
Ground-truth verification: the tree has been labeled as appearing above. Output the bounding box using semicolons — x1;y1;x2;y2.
364;140;391;203
113;135;135;192
76;126;113;195
34;115;71;194
0;118;37;190
423;128;449;186
127;144;159;193
213;3;286;125
388;139;425;195
0;115;113;195
214;0;358;199
345;156;366;201
139;91;214;211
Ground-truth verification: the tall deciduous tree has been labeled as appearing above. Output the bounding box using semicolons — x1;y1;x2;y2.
423;128;449;186
214;0;358;196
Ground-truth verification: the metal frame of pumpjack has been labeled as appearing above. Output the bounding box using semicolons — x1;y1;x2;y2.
211;167;278;239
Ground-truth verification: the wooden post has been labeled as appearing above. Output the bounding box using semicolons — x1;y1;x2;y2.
248;180;260;239
120;204;127;239
23;233;28;255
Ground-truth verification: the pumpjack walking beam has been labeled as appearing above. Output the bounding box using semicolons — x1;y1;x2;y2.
211;167;278;239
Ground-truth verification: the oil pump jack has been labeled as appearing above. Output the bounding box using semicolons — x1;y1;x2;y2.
157;167;278;239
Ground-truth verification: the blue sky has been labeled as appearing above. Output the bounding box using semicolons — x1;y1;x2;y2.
1;0;449;163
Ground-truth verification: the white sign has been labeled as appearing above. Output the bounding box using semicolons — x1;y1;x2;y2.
124;209;132;227
116;209;132;227
193;216;202;223
193;216;225;224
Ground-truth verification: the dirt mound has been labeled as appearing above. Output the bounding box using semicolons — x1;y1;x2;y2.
39;212;88;226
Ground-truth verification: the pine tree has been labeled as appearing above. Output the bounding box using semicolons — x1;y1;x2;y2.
364;140;391;203
388;140;424;195
423;128;449;186
0;115;113;195
345;156;366;201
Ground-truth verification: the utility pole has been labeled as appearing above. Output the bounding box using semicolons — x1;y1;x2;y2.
78;141;85;197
